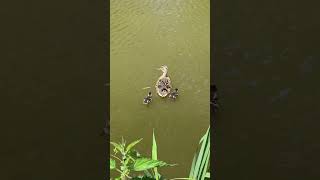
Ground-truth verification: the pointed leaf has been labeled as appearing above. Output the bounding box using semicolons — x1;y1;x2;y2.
189;153;197;178
126;138;143;153
110;141;123;152
199;127;209;145
192;127;210;180
152;129;158;160
199;135;205;145
200;148;210;180
194;127;210;176
152;129;160;180
199;132;210;180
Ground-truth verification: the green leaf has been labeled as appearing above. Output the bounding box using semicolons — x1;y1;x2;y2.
190;127;210;180
199;148;210;180
126;138;143;153
205;172;210;178
152;129;158;160
133;158;170;171
199;126;210;145
199;135;205;145
189;153;197;178
199;131;210;180
152;129;160;180
110;159;116;170
111;141;123;152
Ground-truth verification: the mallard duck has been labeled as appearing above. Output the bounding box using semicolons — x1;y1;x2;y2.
155;65;172;97
143;92;152;105
168;88;179;100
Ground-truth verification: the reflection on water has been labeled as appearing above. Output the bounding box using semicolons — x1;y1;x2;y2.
111;0;209;177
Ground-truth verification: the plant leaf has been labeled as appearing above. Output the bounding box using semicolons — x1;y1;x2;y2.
189;153;197;178
200;147;210;180
199;131;210;180
199;126;210;145
133;158;169;171
152;130;158;160
152;129;160;180
205;172;210;178
126;138;143;153
110;158;116;170
111;142;123;152
191;127;210;180
199;135;205;145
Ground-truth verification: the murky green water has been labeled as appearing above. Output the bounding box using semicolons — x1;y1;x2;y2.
110;0;210;177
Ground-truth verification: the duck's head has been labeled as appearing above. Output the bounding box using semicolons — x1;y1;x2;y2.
157;65;168;73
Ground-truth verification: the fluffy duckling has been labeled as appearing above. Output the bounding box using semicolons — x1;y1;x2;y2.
143;92;152;105
168;88;179;100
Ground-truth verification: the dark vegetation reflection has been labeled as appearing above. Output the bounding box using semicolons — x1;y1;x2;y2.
213;1;320;179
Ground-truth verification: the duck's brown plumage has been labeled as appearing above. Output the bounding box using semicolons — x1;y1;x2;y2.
155;65;172;97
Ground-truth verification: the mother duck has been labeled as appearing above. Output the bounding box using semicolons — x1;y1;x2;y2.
155;65;172;97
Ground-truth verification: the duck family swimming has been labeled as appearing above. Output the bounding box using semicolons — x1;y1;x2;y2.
143;65;179;105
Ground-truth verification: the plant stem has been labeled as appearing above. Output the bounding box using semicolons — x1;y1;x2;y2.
115;168;123;174
111;154;122;162
127;155;136;162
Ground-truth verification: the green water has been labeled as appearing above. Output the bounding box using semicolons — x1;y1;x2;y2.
110;0;210;177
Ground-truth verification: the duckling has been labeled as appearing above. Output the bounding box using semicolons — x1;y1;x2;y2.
155;65;172;97
168;88;179;100
143;92;152;105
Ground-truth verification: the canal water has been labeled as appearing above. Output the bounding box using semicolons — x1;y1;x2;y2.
110;0;210;177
